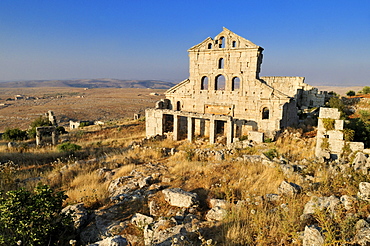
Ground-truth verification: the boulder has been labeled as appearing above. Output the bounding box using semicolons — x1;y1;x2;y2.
131;213;154;229
61;203;89;231
303;196;340;215
302;225;324;246
206;206;227;221
88;235;128;246
162;188;199;208
354;219;370;246
358;182;370;201
143;221;194;246
278;181;302;196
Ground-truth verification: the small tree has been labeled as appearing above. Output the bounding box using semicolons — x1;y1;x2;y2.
328;97;346;118
27;116;52;139
358;86;370;95
2;128;27;141
346;90;355;97
0;184;72;245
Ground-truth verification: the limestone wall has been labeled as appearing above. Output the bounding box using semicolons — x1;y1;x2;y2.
315;107;364;159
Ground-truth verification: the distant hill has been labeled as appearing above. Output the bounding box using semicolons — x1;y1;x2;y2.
0;79;177;89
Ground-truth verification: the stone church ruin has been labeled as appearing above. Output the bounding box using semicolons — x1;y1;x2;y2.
146;28;327;143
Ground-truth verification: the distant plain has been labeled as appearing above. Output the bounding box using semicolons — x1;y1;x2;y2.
0;79;362;132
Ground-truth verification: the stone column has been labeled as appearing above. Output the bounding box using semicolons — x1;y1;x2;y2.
209;118;216;144
36;129;41;146
187;117;194;142
226;119;233;144
173;115;179;141
52;129;58;145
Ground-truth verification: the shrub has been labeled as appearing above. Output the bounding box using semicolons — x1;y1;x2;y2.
322;118;335;131
345;118;370;148
328;97;346;118
263;148;278;160
27;116;52;139
0;184;72;245
342;128;355;142
346;90;355;96
358;86;370;95
2;128;27;141
57;142;82;152
56;126;67;135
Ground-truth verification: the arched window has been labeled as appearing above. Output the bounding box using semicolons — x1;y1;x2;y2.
215;75;226;91
218;58;224;69
176;101;181;111
262;107;269;119
232;41;237;48
232;77;240;91
219;37;225;48
201;76;209;90
208;43;212;49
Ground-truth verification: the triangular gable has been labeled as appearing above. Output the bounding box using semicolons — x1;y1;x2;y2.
165;79;190;94
188;27;261;52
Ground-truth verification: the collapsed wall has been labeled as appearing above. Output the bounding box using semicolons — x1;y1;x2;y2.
315;107;364;160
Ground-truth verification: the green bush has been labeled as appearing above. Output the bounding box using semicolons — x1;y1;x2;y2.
346;90;355;97
345;118;370;148
0;184;72;245
328;97;346;118
56;126;67;135
263;148;278;160
358;86;370;95
2;128;27;141
57;142;82;152
27;116;52;139
322;118;335;131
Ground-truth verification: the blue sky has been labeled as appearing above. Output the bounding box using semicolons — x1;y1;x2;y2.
0;0;369;86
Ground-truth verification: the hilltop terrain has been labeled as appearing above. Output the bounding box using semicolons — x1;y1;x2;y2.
1;86;370;245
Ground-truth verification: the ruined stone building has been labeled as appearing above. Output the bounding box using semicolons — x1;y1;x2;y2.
146;28;327;143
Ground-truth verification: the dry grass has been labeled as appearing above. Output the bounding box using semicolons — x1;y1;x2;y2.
167;150;286;201
276;132;316;161
112;164;136;179
65;171;109;208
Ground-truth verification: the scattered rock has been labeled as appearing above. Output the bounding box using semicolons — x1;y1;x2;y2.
162;188;199;208
278;181;302;196
358;182;370;201
302;195;340;215
61;203;89;232
88;235;128;246
131;213;154;229
206;206;227;221
302;225;324;246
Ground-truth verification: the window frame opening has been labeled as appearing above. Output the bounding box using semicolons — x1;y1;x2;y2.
218;58;224;69
262;107;270;119
219;37;225;48
215;74;226;91
201;76;209;90
232;77;240;91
